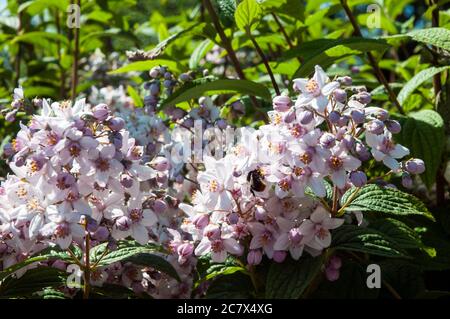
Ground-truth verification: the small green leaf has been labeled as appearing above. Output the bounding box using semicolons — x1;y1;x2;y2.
332;225;409;258
398;66;450;105
126;85;143;107
340;184;434;221
392;110;445;188
265;255;324;299
160;77;271;107
235;0;262;32
189;39;214;69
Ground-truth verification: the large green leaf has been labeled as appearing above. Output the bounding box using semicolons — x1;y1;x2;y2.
265;255;324;299
369;218;425;250
235;0;262;32
408;28;450;52
0;267;67;298
332;225;409;258
11;31;69;47
392;110;445;188
287;38;390;78
95;241;179;281
340;184;434;220
18;0;69;15
205;272;254;299
398;66;450;105
160;77;271;107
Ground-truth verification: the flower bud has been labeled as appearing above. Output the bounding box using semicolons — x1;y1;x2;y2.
151;157;169;171
329;111;341;124
356;92;371;104
193;213;209;229
171;108;186;120
350;171;367;187
152;199;168;213
164;72;172;80
5;110;17;122
337;116;349;127
254;206;267;221
149;83;160;96
273;250;287;263
401;173;413;188
333;89;347;103
366;119;385;135
120;175;134;188
93;103;110;121
297;110;314;125
329;255;342;269
355;143;371;161
177;243;194;259
231;101;245;115
107;117;125;131
32;98;43;108
283;109;297;123
93;226;109;242
149;67;160;78
340;76;353;86
273;95;291;112
179;73;191;82
288;228;303;244
376;109;389;121
405;159;425;175
386;120;401;134
350;109;365;124
216;119;227;130
320;133;335;149
247;250;263;266
228;212;239;224
351;65;360;73
325;267;340;281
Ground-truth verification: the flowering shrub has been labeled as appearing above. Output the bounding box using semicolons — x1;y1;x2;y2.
1;0;450;300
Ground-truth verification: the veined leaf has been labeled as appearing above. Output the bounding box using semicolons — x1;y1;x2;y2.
160;77;271;107
340;184;434;220
392;110;445;188
332;225;409;258
369;218;425;250
189;39;214;69
287;38;390;78
398;66;450;104
408;27;450;52
265;255;324;299
235;0;262;32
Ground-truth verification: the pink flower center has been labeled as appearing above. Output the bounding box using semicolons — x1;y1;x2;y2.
95;158;110;172
329;155;343;170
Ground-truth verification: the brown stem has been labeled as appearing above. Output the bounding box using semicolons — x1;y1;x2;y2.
202;0;246;80
248;32;281;95
70;0;80;103
271;13;303;63
83;227;91;299
339;0;404;115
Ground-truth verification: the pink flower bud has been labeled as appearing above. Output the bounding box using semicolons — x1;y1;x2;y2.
152;199;168;214
405;159;425;175
247;250;263;265
325;267;340;281
93;103;110;121
151;157;169;171
273;96;291;112
193;213;209;229
273;250;287;263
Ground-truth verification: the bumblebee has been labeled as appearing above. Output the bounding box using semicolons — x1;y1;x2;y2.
247;169;266;195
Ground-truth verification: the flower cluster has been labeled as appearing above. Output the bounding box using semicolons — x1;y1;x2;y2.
0;98;171;268
172;65;425;267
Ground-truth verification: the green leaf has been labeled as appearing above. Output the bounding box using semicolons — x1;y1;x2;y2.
408;28;450;52
189;39;214;69
217;0;237;28
160;77;271;107
398;66;450;105
332;225;409;258
11;31;69;47
0;267;67;298
287;38;390;78
205;272;254;299
95;241;179;281
379;260;425;298
369;218;425;250
392;110;445;188
18;0;69;15
126;85;143;107
108;59;181;75
265;255;324;299
235;0;262;32
340;184;434;221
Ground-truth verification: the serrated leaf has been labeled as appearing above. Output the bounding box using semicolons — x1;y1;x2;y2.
217;0;237;28
392;110;445;188
95;241;179;281
235;0;262;32
205;272;254;299
398;66;450;104
340;184;434;220
408;28;450;52
369;218;425;250
160;77;271;107
265;255;324;299
287;38;390;78
332;225;409;258
0;267;67;298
